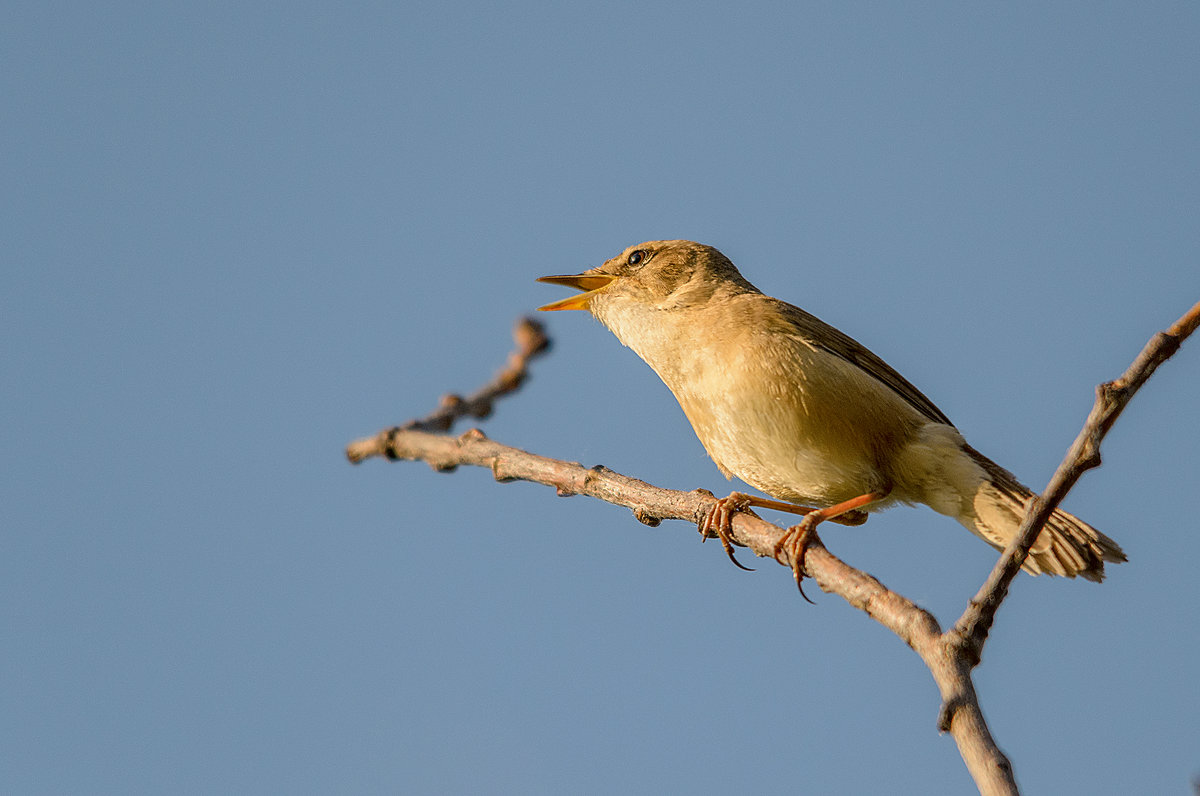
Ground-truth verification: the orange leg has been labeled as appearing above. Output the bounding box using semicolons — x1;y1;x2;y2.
774;491;888;602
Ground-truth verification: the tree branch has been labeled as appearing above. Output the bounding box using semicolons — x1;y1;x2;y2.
346;301;1199;795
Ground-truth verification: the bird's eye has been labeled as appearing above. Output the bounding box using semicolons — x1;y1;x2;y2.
627;250;647;266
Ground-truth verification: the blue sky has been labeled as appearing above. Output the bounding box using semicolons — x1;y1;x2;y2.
3;2;1198;793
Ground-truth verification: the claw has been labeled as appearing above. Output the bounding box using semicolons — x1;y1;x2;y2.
722;543;756;572
774;516;820;604
797;580;815;605
698;493;756;572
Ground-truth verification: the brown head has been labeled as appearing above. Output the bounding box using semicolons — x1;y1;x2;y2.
537;240;760;317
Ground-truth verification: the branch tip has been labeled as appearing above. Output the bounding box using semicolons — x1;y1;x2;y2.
514;316;550;357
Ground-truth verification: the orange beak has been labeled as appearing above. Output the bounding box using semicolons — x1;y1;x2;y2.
536;273;617;311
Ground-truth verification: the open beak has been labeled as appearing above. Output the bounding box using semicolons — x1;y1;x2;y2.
536;272;617;311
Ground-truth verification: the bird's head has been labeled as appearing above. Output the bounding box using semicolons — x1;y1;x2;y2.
537;240;758;323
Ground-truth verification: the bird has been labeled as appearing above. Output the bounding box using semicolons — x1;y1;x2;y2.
537;239;1125;594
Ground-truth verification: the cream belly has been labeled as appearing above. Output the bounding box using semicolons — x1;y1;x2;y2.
660;325;922;508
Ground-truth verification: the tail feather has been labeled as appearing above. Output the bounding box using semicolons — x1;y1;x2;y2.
963;446;1126;581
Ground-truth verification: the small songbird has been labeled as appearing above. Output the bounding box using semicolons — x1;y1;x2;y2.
538;240;1125;591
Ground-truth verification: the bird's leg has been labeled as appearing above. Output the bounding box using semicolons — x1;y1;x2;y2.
725;493;871;526
774;491;888;603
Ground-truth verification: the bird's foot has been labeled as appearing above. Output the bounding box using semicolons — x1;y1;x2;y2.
773;515;824;604
698;491;756;571
771;490;888;603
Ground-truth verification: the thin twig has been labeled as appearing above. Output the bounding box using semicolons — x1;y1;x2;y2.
346;317;549;463
949;300;1200;662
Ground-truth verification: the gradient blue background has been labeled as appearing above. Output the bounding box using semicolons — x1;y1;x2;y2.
4;3;1198;793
